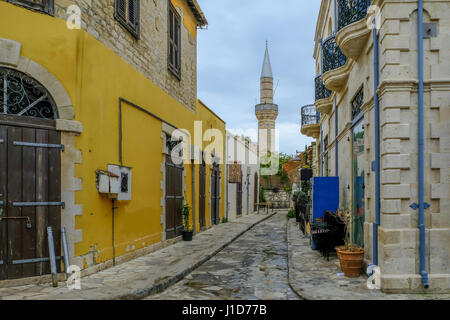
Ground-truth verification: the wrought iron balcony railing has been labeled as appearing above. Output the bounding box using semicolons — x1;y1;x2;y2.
315;75;332;101
301;105;320;126
322;35;347;74
337;0;371;31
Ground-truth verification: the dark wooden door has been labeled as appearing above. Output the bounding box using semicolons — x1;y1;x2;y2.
236;172;243;216
199;158;206;229
0;115;62;280
211;164;221;225
165;155;184;239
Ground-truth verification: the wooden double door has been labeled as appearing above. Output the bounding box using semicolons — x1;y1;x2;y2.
165;155;184;239
0;115;62;280
198;159;206;229
236;173;243;216
210;164;221;225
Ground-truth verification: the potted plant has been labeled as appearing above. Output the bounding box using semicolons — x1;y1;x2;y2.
182;204;193;241
335;209;365;277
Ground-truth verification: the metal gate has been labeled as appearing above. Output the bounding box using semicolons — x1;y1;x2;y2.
211;164;221;225
199;156;206;228
165;155;184;239
0;115;62;280
236;172;243;216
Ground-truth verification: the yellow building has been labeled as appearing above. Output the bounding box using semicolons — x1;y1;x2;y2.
0;0;226;282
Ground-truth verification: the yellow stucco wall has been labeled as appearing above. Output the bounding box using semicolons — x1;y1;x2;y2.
0;1;225;268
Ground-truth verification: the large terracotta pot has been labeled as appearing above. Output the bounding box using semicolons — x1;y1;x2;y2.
335;246;364;278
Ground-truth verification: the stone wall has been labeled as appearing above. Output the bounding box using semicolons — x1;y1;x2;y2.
51;0;198;112
263;190;290;209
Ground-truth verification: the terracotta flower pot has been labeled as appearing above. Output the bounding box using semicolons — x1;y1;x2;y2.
335;246;364;278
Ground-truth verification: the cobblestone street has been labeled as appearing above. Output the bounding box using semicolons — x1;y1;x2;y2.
147;213;300;300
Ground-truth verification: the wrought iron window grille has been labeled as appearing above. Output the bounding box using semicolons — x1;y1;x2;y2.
351;86;364;120
166;133;183;158
0;67;58;120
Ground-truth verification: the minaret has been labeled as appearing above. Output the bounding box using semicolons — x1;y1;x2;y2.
255;42;279;156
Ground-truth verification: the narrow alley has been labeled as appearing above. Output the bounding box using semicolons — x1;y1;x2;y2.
147;213;300;300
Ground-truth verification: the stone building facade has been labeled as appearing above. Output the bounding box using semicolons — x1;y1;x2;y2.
50;0;203;112
302;0;450;292
0;0;229;285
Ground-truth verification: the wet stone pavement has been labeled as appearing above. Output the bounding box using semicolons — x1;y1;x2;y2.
146;212;300;300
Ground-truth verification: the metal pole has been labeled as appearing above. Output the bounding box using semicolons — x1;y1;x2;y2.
335;96;338;176
61;227;70;276
47;227;58;287
225;134;229;220
112;199;116;266
192;159;196;235
373;17;381;268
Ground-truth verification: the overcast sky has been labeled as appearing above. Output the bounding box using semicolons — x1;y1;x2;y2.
196;0;321;156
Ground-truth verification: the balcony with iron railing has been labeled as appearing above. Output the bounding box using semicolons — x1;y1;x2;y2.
321;34;350;92
301;104;320;139
336;0;372;59
322;35;347;74
314;75;333;115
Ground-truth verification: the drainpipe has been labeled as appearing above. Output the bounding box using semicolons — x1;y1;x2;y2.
335;97;338;176
319;36;324;178
417;0;429;288
373;17;381;267
192;158;196;235
320;127;324;177
225;135;229;220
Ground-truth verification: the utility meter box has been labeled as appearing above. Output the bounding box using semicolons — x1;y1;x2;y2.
96;170;120;197
108;165;132;201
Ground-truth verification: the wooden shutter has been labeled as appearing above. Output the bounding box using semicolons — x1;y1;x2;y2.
168;4;181;78
44;0;54;14
128;0;140;33
115;0;139;38
116;0;126;21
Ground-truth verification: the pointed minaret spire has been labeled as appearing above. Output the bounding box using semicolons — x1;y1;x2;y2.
256;41;278;157
261;41;273;79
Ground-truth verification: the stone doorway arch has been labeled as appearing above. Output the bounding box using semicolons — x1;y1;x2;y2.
0;38;83;284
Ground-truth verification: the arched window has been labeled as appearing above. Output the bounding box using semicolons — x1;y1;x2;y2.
0;67;58;120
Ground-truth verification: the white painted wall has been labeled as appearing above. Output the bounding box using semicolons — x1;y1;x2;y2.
226;132;260;221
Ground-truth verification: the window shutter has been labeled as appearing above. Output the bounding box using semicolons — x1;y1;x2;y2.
128;0;139;29
168;4;181;78
174;18;179;70
44;0;54;15
116;0;126;21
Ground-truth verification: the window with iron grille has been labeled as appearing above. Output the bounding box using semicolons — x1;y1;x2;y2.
352;86;364;120
6;0;54;14
168;3;181;79
115;0;140;39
